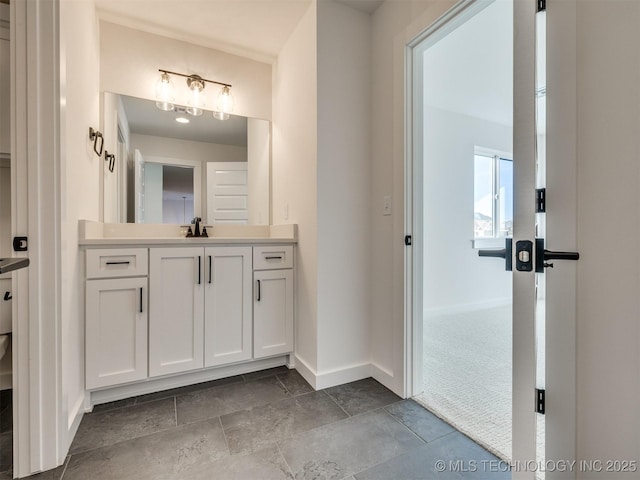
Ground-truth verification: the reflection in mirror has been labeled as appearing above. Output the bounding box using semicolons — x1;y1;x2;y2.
102;92;270;225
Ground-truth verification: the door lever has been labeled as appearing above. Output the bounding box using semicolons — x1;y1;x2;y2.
535;239;579;273
477;238;512;271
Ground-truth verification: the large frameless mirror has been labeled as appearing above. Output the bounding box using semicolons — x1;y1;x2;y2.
102;92;271;225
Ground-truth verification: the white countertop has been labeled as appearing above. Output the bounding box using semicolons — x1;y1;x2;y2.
78;221;297;247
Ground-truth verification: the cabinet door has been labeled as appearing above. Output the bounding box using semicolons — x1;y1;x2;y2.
204;247;252;367
86;277;147;389
149;248;204;377
253;269;294;359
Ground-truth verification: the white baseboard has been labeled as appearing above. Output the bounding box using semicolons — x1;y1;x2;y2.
66;394;85;456
89;356;288;407
315;362;371;390
370;363;399;396
292;354;318;390
424;297;511;318
293;355;386;391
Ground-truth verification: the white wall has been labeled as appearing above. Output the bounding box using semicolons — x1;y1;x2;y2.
247;118;270;225
316;0;371;380
100;21;272;121
130;133;246;163
423;107;511;312
575;1;640;473
59;0;102;449
272;1;318;377
130;133;246;221
370;0;438;393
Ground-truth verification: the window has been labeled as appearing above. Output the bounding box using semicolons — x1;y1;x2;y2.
474;149;513;241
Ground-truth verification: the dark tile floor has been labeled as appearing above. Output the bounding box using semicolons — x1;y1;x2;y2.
12;368;510;479
0;389;12;477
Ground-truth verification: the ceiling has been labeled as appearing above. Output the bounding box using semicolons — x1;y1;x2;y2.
94;0;383;61
120;94;248;146
422;0;513;126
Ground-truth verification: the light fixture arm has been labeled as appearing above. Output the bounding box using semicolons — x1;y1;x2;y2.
158;69;232;89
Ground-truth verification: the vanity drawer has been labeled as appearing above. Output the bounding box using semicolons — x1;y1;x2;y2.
253;246;293;270
86;248;148;279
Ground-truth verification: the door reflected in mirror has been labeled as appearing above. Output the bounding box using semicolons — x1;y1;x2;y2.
102;92;270;225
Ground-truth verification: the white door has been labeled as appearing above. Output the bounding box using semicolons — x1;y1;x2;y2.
86;277;148;389
149;248;204;377
408;0;577;476
253;269;293;359
134;149;146;223
206;162;248;224
204;246;252;367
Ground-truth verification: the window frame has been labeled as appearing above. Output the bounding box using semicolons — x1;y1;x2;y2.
473;147;513;249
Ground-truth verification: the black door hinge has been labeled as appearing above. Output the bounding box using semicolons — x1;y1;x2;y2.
536;388;545;414
404;235;412;246
537;0;546;12
535;188;546;213
13;236;28;252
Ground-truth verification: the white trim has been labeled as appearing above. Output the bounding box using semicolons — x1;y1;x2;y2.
370;362;396;395
314;363;371;391
143;155;203;222
292;354;317;390
404;0;496;400
544;1;577;476
12;0;64;475
293;354;376;391
89;356;288;407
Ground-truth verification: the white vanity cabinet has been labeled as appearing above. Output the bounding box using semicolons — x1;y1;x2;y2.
204;247;253;367
85;249;148;389
253;246;294;359
80;223;297;401
148;246;253;377
149;247;204;377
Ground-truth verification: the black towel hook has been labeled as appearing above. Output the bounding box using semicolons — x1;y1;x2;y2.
105;150;116;173
89;127;104;157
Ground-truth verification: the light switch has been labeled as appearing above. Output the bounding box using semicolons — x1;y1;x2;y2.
283;203;289;221
383;196;392;216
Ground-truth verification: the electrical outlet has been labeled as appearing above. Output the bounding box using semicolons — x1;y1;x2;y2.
283;203;289;221
383;196;392;216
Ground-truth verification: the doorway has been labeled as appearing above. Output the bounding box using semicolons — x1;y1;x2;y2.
413;0;515;461
406;0;559;475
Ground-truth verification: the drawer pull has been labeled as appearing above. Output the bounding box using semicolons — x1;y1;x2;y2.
265;256;283;260
105;261;130;265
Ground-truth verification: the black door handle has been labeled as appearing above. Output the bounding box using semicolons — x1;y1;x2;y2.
535;239;579;272
477;238;512;271
478;249;507;258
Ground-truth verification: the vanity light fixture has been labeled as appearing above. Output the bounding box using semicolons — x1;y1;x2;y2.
155;71;175;111
156;69;234;120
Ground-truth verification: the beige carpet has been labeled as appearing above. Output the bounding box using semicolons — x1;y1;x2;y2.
415;304;546;478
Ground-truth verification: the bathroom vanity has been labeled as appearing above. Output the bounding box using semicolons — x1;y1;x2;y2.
80;221;296;407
